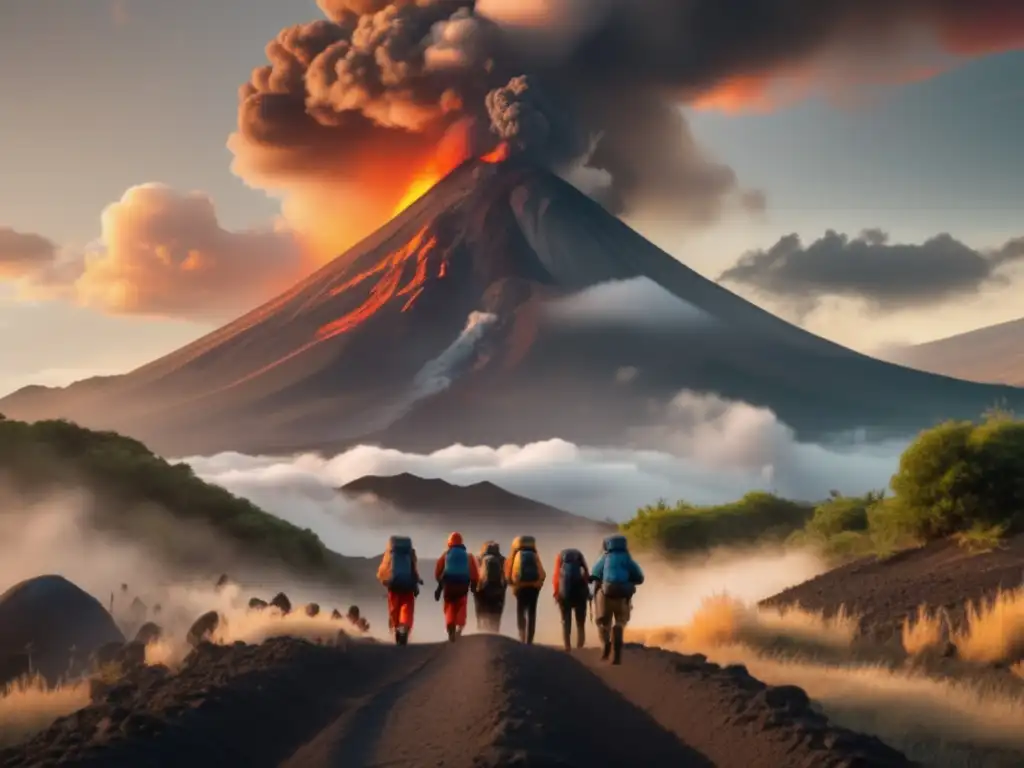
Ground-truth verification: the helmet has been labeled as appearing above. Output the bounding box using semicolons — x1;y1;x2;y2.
447;531;464;547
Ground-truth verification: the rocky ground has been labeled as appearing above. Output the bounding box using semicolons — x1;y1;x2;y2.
762;533;1024;645
0;634;911;768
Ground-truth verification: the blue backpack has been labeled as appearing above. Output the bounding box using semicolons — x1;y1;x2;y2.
601;536;635;599
386;536;416;592
442;545;471;586
557;548;587;601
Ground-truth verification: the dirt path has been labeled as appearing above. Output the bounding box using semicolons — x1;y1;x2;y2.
1;636;913;768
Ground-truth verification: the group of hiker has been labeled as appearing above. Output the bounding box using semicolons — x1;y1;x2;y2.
375;532;645;665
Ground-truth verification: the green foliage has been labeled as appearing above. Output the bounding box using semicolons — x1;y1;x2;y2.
621;410;1024;563
0;418;346;580
883;414;1024;541
952;521;1009;554
621;491;814;554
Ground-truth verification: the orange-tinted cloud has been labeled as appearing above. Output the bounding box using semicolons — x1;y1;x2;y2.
3;185;309;322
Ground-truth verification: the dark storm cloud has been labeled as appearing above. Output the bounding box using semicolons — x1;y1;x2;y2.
231;0;1024;222
718;229;1024;311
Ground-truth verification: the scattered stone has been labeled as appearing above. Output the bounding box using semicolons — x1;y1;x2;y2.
248;597;268;611
186;611;223;647
270;593;292;615
305;603;320;618
134;622;163;646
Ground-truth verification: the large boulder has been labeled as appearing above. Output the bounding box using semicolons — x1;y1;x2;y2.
0;575;124;686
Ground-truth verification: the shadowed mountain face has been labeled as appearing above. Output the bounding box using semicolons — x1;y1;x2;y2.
3;159;1023;455
883;317;1024;387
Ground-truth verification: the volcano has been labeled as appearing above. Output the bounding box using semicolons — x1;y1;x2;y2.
4;158;1023;455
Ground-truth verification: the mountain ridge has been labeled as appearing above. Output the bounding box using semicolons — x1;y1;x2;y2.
3;158;1023;455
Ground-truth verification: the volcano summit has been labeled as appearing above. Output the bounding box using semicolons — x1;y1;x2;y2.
3;157;1023;455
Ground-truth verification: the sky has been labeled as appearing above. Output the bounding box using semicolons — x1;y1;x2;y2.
0;0;1022;396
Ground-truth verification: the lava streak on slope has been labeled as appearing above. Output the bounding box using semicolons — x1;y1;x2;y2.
317;227;442;340
480;143;511;164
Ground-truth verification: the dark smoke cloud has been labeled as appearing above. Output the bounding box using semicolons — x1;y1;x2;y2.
718;229;1024;313
231;0;1024;234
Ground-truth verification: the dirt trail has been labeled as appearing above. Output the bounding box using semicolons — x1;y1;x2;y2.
1;635;912;768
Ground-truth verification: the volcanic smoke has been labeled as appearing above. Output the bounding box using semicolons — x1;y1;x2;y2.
230;0;1024;258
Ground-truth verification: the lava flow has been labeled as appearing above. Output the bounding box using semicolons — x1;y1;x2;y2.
317;226;441;340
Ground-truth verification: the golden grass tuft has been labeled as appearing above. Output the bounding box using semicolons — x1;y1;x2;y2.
629;594;857;656
901;606;946;656
0;674;90;748
952;586;1024;664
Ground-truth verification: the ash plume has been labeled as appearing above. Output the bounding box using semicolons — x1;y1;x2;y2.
231;0;1024;251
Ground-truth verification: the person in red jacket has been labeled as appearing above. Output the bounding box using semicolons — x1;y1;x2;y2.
434;532;480;641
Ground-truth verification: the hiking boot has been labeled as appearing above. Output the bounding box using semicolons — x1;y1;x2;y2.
447;625;456;642
395;626;409;646
611;626;624;665
576;621;586;649
562;623;572;652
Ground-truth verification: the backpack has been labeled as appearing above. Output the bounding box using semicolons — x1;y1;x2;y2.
442;545;471;586
384;535;417;592
510;536;540;586
557;548;587;601
478;549;505;594
600;548;636;599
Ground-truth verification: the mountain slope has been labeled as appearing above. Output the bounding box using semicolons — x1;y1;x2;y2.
884;317;1024;386
3;158;1023;455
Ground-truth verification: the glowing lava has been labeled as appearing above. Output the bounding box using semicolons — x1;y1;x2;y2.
481;142;511;163
317;226;441;339
392;173;442;216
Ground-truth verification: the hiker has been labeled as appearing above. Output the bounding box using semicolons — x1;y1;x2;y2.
474;541;507;633
377;535;423;645
590;534;644;665
434;532;479;642
553;547;591;651
504;535;546;644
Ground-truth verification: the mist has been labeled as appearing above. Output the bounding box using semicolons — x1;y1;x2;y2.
182;390;906;529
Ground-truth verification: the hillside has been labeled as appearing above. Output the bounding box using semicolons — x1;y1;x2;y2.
884;317;1024;386
0;415;352;583
341;472;610;527
3;158;1023;456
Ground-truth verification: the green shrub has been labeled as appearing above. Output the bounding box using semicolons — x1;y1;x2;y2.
0;418;346;581
885;413;1024;541
621;492;813;554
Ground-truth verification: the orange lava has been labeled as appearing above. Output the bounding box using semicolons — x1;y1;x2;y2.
316;226;440;340
481;142;511;163
392;125;474;216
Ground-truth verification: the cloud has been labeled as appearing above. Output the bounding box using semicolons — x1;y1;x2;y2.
544;276;718;329
0;228;59;279
719;229;1024;314
2;184;309;322
229;0;1023;255
179;390;905;558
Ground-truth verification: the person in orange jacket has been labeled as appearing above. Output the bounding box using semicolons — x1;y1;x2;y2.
504;535;546;644
376;535;423;645
434;532;479;642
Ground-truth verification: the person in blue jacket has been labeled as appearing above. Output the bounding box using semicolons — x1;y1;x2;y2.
589;534;644;665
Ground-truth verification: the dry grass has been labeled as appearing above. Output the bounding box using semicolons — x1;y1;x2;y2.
0;674;90;748
632;596;1024;767
629;594;857;657
901;606;946;656
952;587;1024;664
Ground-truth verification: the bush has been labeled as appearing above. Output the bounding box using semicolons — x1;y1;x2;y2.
621;492;814;554
0;418;347;581
882;413;1024;542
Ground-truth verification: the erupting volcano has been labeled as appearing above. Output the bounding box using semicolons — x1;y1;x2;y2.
4;155;1024;456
